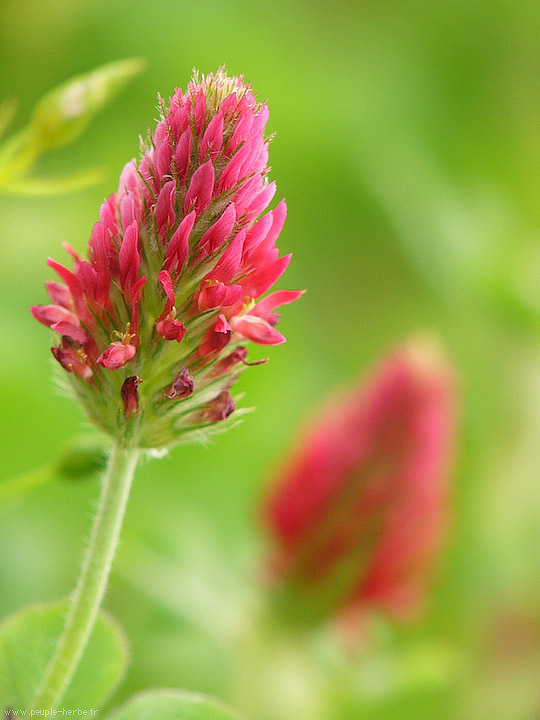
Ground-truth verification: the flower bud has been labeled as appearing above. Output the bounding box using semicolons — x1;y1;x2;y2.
121;376;142;419
262;339;457;627
30;58;145;151
164;368;194;400
32;68;300;449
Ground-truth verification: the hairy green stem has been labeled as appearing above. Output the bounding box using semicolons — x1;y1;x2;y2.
30;442;139;710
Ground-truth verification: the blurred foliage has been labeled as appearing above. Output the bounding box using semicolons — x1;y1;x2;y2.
1;0;540;718
0;602;127;711
0;58;144;195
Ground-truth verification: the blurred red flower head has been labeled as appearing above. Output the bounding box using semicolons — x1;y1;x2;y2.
262;339;457;626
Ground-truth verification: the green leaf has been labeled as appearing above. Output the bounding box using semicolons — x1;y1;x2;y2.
30;58;145;152
2;168;107;196
107;690;243;720
0;602;128;712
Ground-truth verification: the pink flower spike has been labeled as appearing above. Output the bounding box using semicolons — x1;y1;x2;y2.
230;313;286;345
32;68;299;448
97;341;136;370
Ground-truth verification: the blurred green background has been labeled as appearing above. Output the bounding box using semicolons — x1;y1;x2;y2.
1;0;540;718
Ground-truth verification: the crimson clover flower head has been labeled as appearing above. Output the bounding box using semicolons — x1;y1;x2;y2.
31;68;302;449
262;339;457;628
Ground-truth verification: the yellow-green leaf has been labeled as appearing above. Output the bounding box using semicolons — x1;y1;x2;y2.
30;58;145;152
3;168;107;196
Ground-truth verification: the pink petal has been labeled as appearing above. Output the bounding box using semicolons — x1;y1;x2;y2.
184;161;215;217
155;180;176;241
199;203;236;255
158;269;175;306
45;282;72;308
242;253;292;299
200;112;224;162
97;341;136;369
119;222;140;295
154;137;172;179
164;210;196;274
50;321;88;345
156;318;186;342
174;128;192;182
51;346;92;379
251;290;304;318
31;304;79;328
208;229;245;283
230;313;286;345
